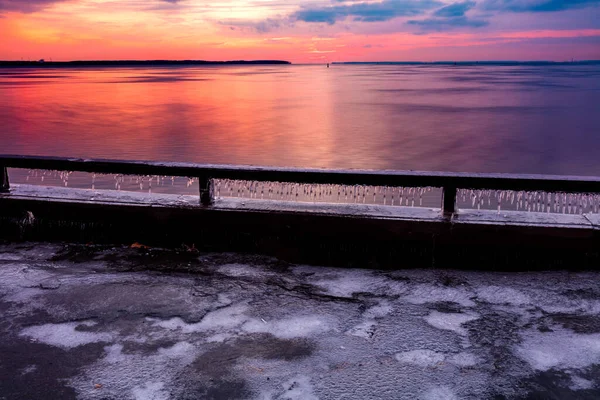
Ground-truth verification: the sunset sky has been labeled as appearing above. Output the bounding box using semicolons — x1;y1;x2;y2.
1;0;599;63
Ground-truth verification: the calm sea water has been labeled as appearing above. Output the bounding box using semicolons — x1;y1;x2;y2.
1;64;599;175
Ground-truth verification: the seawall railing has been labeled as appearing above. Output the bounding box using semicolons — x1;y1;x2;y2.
2;155;600;216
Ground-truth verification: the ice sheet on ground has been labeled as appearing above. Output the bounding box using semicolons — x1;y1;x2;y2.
395;350;478;368
301;268;406;298
404;284;475;307
475;286;531;305
421;386;459;400
395;350;445;367
217;263;273;279
3;243;600;399
71;339;201;399
157;341;196;361
570;375;594;390
242;315;331;339
132;382;168;400
278;376;319;400
364;300;393;318
19;321;113;349
147;303;249;333
148;305;330;340
346;320;376;339
424;311;479;336
515;328;600;371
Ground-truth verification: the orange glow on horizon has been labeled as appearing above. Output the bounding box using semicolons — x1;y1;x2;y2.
1;0;599;63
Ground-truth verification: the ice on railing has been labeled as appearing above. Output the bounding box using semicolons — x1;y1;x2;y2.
212;179;441;207
456;189;600;215
10;169;200;196
9;169;600;214
10;169;443;208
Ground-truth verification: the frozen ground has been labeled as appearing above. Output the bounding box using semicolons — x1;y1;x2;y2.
1;242;600;400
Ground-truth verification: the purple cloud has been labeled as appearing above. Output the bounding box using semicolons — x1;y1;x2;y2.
0;0;183;14
0;0;68;13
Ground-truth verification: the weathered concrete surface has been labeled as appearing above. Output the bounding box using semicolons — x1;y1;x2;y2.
1;242;600;400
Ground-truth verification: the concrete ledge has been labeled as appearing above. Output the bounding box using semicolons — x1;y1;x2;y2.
454;209;594;230
2;184;445;221
584;213;600;230
1;184;599;270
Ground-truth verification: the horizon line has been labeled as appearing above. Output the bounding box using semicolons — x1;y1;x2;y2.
1;59;600;65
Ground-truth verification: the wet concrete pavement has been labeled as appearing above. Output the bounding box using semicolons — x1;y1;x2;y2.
1;242;600;399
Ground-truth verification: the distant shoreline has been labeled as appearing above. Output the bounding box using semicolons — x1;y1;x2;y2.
333;60;600;66
0;60;291;68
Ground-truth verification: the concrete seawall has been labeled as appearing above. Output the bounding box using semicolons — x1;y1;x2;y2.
1;185;598;270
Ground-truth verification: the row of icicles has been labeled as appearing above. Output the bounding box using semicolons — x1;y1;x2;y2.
25;170;196;193
457;189;600;214
110;174;196;192
21;170;600;214
213;179;435;207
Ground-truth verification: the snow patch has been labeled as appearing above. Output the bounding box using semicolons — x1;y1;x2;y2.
536;295;600;317
515;328;600;371
148;303;249;333
132;381;168;400
280;376;318;400
421;386;458;400
147;317;188;331
364;300;393;319
570;375;594;390
424;311;479;336
206;332;234;343
72;339;200;399
405;284;475;307
19;320;112;349
447;352;479;367
147;316;188;331
346;321;376;339
476;286;530;305
104;344;126;363
149;305;330;340
217;263;264;279
157;341;196;363
395;350;479;368
395;350;445;367
312;271;405;298
242;315;329;339
216;293;232;306
199;303;249;331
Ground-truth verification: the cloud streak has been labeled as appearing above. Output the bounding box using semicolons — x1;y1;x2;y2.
434;1;477;17
219;18;285;33
292;0;443;24
482;0;600;13
408;16;489;31
0;0;68;13
408;1;487;31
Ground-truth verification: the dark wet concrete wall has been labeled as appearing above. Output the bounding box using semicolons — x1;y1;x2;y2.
1;196;598;270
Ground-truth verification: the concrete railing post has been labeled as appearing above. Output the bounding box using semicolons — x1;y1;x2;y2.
442;186;456;216
0;166;9;193
199;176;212;206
